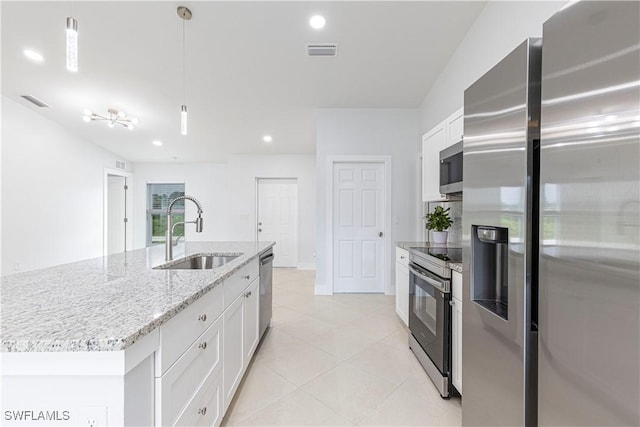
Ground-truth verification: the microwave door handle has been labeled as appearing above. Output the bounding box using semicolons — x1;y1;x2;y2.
408;265;449;293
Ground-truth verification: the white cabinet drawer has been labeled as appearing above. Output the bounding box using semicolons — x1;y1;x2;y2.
157;316;222;426
395;247;409;268
224;259;259;309
158;284;224;375
452;271;462;302
174;369;223;427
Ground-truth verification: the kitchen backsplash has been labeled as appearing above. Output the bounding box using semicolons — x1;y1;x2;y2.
424;199;462;244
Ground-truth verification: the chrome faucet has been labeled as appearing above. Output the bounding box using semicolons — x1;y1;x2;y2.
166;195;204;261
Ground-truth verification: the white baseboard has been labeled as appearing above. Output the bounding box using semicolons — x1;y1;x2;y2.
296;262;316;270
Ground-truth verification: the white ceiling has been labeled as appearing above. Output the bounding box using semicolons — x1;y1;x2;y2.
1;1;486;163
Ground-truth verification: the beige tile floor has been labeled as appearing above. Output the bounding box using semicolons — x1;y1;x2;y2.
222;268;462;427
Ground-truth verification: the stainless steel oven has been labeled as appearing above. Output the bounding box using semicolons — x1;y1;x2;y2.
408;246;460;398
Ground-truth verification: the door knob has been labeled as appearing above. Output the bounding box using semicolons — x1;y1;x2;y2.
379;232;383;237
258;222;262;226
258;228;262;232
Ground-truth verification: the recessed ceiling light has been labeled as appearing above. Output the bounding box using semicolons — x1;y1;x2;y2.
24;49;44;62
263;135;273;143
152;140;163;147
309;15;326;30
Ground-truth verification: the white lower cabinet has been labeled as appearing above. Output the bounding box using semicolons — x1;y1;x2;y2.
156;258;261;427
222;294;244;411
156;317;223;426
395;247;410;326
174;369;223;427
243;279;260;366
223;276;260;411
451;270;463;394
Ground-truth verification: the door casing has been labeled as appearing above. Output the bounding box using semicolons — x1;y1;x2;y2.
103;168;133;256
256;177;298;268
326;155;392;295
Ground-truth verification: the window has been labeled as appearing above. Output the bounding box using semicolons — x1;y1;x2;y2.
147;183;185;246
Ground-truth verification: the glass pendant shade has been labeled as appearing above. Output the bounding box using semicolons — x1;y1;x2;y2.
66;17;78;72
181;105;188;135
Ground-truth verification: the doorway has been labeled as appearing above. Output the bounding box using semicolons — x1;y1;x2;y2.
330;159;390;293
104;169;132;255
257;178;298;268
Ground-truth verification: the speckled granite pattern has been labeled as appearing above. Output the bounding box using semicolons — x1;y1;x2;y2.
449;262;463;274
1;242;274;353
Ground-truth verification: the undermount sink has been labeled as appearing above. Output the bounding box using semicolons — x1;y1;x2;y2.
156;254;241;270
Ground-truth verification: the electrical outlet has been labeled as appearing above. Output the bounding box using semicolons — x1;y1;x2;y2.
13;262;20;271
78;406;107;427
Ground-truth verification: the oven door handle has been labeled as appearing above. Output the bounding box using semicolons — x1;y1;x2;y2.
409;264;450;294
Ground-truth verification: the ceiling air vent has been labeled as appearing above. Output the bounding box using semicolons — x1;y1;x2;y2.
306;43;337;57
115;160;126;170
21;95;50;108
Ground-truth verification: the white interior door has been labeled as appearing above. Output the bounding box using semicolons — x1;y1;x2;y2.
257;179;297;268
333;162;385;293
107;175;127;255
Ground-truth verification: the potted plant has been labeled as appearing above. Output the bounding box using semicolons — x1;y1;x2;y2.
425;206;453;244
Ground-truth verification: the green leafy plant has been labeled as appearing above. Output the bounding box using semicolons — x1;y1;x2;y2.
425;206;453;231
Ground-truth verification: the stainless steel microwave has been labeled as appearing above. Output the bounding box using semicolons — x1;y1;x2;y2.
439;140;463;195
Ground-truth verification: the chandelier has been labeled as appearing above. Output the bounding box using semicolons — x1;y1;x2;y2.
83;108;139;130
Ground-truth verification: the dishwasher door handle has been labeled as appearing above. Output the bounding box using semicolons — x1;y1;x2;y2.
260;254;274;265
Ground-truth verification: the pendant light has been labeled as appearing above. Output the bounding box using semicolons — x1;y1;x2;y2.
66;16;78;72
178;6;191;136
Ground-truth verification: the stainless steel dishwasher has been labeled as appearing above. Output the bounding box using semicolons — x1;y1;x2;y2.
259;249;274;339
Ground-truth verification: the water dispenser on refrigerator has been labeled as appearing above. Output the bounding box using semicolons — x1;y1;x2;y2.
471;225;509;320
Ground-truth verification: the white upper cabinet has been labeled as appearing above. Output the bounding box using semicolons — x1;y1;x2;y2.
422;123;447;202
445;107;464;146
421;107;464;202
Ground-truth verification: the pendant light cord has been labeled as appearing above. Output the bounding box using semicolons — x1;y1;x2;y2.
182;18;186;105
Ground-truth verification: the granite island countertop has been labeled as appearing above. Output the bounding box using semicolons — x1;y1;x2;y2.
1;241;274;353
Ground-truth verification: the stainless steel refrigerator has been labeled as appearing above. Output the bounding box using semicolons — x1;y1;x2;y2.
462;2;639;426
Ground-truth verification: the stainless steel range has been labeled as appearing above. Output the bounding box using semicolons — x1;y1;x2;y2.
408;245;462;398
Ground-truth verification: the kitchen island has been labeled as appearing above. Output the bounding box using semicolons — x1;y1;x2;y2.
1;241;274;426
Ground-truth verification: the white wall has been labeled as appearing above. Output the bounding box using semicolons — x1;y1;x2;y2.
419;1;567;133
131;162;231;249
227;154;316;269
131;155;317;269
1;96;132;275
316;109;420;295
